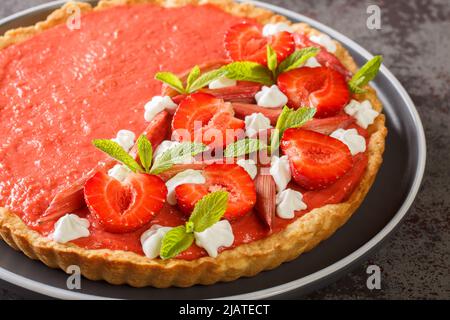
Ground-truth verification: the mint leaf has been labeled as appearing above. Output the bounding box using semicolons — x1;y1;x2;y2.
270;106;316;151
160;226;194;260
222;61;274;86
137;135;152;173
186;65;201;90
224;138;267;158
187;68;228;93
267;45;278;77
189;191;229;232
149;142;207;174
348;55;383;93
155;72;185;93
92;139;143;173
276;47;320;75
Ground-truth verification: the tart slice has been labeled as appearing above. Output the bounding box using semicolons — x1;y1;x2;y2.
0;0;387;288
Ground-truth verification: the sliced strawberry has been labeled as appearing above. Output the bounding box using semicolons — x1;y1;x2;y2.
175;163;256;220
281;128;353;190
277;66;350;118
224;22;295;65
293;33;352;79
301;114;355;135
171;93;245;148
84;171;167;233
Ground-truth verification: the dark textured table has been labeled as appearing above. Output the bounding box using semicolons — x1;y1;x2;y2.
0;0;448;300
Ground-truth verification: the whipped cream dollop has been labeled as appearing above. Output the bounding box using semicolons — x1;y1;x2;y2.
52;214;90;244
276;189;307;219
309;34;337;53
111;129;135;152
255;85;288;108
304;57;321;68
236;159;258;179
344;99;379;129
165;169;206;205
270;155;291;192
144;96;177;122
194;220;234;258
262;22;293;36
208;76;237;89
244;112;273;137
140;224;173;259
330;128;366;155
107;164;132;182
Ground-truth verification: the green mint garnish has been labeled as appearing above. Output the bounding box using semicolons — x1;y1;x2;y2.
160;225;194;260
92;139;143;173
137;135;153;173
266;45;278;78
155;66;227;94
348;55;383;93
155;72;185;93
188;191;229;232
276;47;320;76
149;142;207;175
160;191;229;259
186;65;201;89
270;106;316;152
221;61;274;86
187;68;228;93
224;138;267;158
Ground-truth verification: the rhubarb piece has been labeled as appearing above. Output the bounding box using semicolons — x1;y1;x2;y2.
254;173;276;230
232;102;282;125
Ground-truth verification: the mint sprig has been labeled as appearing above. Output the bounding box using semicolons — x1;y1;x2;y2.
221;61;274;86
267;45;278;78
93;135;205;175
348;55;383;94
137;135;153;172
224;138;267;158
276;47;320;76
149;142;207;174
270;106;316;152
93;139;143;173
155;65;226;94
160;191;229;259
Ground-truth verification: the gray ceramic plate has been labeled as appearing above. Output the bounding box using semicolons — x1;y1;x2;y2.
0;0;426;299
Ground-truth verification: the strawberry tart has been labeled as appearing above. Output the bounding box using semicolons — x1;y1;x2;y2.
0;0;387;287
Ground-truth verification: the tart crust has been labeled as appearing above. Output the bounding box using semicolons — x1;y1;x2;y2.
0;0;387;288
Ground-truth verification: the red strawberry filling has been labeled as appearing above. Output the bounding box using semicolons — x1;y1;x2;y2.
175;163;256;220
277;66;350;117
171;92;245;148
224;22;295;65
84;171;167;233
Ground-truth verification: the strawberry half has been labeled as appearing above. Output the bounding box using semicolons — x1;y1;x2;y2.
224;22;295;65
172;93;245;148
277;66;350;118
84;171;167;233
281;128;353;190
175;163;256;220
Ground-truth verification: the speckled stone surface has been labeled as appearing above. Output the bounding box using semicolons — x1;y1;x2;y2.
0;0;448;300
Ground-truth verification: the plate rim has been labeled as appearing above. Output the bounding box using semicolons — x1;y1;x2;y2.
0;0;426;300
